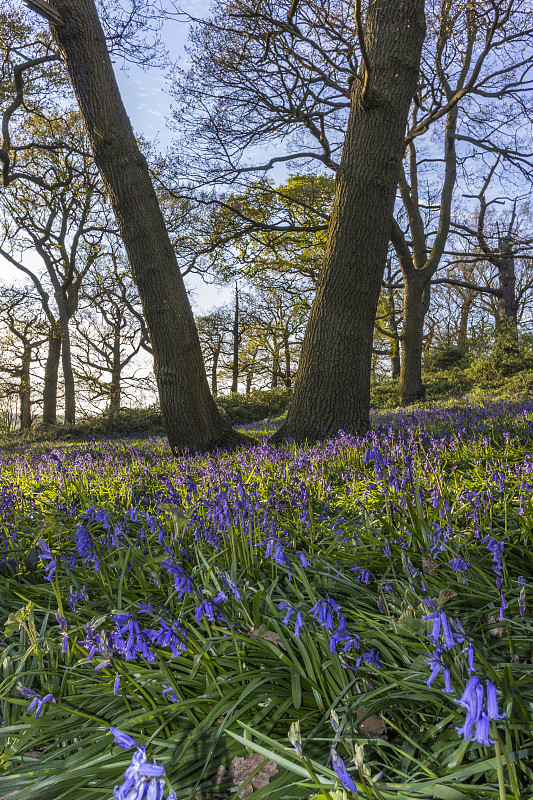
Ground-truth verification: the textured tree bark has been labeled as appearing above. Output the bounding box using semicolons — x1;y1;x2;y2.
398;274;430;404
46;0;248;451
19;346;32;430
496;233;518;340
42;322;61;424
271;0;425;443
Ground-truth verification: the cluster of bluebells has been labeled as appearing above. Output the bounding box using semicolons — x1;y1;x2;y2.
278;595;380;667
82;605;187;680
456;677;506;746
110;728;176;800
422;606;508;746
18;686;56;719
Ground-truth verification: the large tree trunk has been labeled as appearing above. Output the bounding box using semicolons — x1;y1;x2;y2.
19;346;32;430
42;321;61;424
270;0;425;443
47;0;247;452
398;273;430;405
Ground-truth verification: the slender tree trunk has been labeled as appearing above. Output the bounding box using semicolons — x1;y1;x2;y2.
42;321;61;424
271;348;280;389
398;274;430;405
231;284;239;393
496;233;518;349
457;293;474;351
211;347;220;396
386;275;401;378
270;0;425;443
47;0;247;452
283;329;291;388
19;346;32;430
246;373;252;394
57;301;75;424
108;325;121;424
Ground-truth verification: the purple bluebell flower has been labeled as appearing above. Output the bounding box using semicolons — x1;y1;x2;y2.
426;648;442;688
110;728;137;749
485;681;506;721
37;540;57;580
195;600;215;623
456;677;505;745
467;642;476;675
330;747;358;794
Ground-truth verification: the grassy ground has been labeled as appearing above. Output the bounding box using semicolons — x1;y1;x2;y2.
0;396;532;799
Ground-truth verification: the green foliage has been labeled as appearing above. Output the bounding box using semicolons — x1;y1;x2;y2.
31;407;165;440
0;399;533;798
215;388;292;424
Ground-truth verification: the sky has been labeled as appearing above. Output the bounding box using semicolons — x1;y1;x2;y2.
113;0;232;313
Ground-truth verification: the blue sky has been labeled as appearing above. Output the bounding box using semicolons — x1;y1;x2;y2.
114;0;231;312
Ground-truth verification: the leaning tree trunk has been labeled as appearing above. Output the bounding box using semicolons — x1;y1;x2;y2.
45;0;247;452
42;321;61;424
270;0;425;443
19;346;32;430
398;273;431;405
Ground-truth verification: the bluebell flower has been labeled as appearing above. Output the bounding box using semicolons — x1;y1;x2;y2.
195;600;215;623
221;573;242;600
278;602;294;625
443;668;454;694
37;540;57;580
426;648;443;688
455;677;505;745
110;727;137;749
485;681;506;720
467;642;476;674
423;610;464;650
330;747;358;794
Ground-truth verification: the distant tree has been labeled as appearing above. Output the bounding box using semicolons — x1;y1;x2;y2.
0;113;108;424
196;307;232;397
0;285;47;429
73;251;149;422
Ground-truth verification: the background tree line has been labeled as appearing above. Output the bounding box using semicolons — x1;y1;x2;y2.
1;0;532;447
